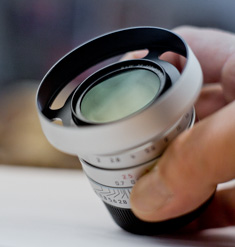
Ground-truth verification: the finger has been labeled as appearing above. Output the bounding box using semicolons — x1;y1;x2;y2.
181;186;235;231
130;101;235;222
173;26;235;102
195;84;227;119
174;26;235;83
120;49;148;61
120;27;235;102
221;52;235;102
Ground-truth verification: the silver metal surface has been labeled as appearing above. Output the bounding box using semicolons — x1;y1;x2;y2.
81;109;195;208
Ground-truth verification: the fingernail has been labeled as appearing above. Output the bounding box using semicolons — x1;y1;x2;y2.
132;49;149;58
130;169;173;214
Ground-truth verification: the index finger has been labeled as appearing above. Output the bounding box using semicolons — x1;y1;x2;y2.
121;27;235;101
174;26;235;84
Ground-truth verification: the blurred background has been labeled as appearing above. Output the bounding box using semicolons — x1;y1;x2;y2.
1;0;235;168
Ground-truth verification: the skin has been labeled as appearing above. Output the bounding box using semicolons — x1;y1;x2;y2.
125;26;235;231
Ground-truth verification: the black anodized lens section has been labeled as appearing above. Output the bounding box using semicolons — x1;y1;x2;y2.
104;193;214;235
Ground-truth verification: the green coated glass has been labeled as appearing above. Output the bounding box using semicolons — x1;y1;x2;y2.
79;69;161;123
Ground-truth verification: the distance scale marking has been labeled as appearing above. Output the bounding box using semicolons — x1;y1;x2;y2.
81;158;157;188
88;178;132;208
81;108;195;170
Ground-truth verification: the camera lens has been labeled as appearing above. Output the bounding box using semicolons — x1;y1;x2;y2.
79;69;162;123
36;27;209;235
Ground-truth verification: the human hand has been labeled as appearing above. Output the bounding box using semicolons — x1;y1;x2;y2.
128;26;235;231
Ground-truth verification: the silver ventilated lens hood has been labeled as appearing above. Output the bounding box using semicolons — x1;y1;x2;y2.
36;27;202;156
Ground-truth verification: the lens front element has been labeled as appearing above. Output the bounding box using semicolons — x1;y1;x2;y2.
79;69;162;123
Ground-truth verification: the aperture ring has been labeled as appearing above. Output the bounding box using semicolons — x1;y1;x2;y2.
81;157;158;190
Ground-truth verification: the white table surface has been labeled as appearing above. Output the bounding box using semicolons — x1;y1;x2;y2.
0;165;234;247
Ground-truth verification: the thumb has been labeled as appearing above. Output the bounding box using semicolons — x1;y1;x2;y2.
130;102;235;222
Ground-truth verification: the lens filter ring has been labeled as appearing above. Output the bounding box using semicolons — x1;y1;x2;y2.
71;59;168;125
